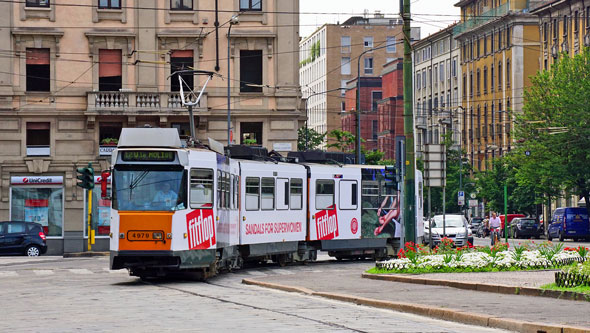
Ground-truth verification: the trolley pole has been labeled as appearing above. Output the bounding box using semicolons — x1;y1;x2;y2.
87;188;93;251
402;0;416;245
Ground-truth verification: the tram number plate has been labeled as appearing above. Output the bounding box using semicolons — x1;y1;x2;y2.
127;230;161;241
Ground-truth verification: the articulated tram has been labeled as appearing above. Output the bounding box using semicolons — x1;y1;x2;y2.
109;128;423;279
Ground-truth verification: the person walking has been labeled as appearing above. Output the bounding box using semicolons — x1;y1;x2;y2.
489;212;501;246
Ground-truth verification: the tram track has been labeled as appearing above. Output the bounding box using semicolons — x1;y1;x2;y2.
147;280;370;333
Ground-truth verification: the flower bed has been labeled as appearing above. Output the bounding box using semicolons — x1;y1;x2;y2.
372;241;590;274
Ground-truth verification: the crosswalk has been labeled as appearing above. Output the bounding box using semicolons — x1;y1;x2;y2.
0;266;327;279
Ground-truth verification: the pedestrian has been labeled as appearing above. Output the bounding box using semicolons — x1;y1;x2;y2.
489;211;501;245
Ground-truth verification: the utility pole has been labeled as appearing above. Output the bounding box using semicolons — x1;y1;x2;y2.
402;0;416;245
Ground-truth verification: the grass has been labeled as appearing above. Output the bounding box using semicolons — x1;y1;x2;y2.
540;283;590;295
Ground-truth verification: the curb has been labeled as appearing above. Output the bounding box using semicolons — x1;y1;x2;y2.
362;273;590;302
242;278;590;333
63;252;109;258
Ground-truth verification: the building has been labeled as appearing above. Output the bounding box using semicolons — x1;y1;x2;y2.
454;0;540;171
376;58;405;160
412;24;462;160
299;13;415;148
0;0;301;254
341;77;382;154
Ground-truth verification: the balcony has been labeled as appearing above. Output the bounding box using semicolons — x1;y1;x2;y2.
454;3;509;36
415;113;427;129
87;91;207;114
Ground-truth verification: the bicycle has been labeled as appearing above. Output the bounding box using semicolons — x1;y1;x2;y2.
490;227;501;246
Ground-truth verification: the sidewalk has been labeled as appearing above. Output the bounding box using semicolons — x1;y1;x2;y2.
243;264;590;332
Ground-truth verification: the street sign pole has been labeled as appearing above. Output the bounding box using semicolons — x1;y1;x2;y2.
87;188;93;251
504;183;508;243
402;0;416;246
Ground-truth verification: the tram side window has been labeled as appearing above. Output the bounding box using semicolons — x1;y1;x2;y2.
361;181;380;210
217;171;222;209
339;180;358;210
224;172;230;209
276;178;289;210
261;177;275;210
190;169;214;208
245;177;260;210
230;174;235;210
234;176;239;210
290;178;303;210
316;179;335;210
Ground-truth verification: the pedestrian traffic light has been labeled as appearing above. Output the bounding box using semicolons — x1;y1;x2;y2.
76;162;94;190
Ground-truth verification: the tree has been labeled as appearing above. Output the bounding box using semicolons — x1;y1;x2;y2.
297;127;326;151
327;129;357;153
516;49;590;213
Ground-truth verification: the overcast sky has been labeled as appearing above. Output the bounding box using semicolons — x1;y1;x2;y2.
299;0;461;39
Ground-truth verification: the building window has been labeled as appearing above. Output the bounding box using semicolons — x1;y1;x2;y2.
416;72;421;90
372;120;378;140
484;35;487;54
440;62;444;81
11;187;63;237
506;59;510;87
99;0;121;9
506;27;511;46
240;50;262;92
26;48;50;92
586;7;590;31
491;64;495;91
386;36;396;53
371;91;382;111
340;79;347;96
240;122;262;145
469;71;473;97
462;74;466;99
26;122;50;156
491;32;494;53
452;58;457;77
364;57;373;74
563;15;568;37
575;11;579;35
26;0;49;7
363;36;373;49
483;66;488;94
99;122;122;146
476;69;481;96
170;50;194;92
543;22;548;48
98;49;122;92
239;0;261;11
341;57;351;75
477;37;480;57
341;36;351;53
498;61;502;89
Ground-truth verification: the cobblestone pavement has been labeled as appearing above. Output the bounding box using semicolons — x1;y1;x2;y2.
0;256;508;332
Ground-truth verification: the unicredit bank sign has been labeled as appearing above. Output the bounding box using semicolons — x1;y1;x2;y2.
11;176;63;185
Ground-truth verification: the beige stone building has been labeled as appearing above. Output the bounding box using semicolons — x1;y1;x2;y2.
299;14;418;148
0;0;302;254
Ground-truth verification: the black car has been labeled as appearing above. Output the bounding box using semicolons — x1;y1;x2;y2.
0;221;47;256
469;217;484;233
508;217;543;239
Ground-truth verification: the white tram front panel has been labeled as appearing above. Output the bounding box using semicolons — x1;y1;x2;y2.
238;160;307;245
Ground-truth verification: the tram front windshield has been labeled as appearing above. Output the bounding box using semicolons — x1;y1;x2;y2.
113;166;187;212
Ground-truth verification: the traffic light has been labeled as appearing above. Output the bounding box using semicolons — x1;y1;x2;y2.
76;162;94;190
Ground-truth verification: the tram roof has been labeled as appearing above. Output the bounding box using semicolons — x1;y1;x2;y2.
118;128;182;148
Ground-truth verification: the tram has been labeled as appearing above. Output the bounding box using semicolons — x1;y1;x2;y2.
109;128;423;278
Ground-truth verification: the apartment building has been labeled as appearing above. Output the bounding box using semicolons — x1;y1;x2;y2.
299;13;410;148
413;24;462;160
454;0;539;171
0;0;301;254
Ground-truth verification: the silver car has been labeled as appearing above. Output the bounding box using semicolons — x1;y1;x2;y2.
423;215;472;247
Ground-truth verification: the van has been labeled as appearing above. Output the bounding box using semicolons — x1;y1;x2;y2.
547;207;590;242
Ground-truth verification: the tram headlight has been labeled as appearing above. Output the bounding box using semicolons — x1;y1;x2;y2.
153;232;163;240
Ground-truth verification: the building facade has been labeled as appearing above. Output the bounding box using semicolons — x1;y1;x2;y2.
341;77;382;154
413;24;462;160
454;0;539;172
299;14;412;148
0;0;301;254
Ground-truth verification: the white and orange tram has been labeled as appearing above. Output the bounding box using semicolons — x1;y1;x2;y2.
109;128;423;278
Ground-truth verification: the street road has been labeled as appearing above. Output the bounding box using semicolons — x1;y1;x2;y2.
0;256;509;332
472;235;590;248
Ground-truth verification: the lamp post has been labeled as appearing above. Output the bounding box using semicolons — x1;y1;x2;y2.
304;87;344;150
227;14;239;146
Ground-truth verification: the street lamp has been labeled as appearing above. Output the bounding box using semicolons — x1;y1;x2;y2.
304;87;344;150
227;14;239;146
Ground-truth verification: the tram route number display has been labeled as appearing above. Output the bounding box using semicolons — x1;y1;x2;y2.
245;222;303;235
121;151;175;162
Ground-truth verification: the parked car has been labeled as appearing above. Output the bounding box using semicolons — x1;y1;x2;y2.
0;221;47;256
499;214;526;237
469;217;484;234
508;217;543;239
547;207;590;242
424;215;472;247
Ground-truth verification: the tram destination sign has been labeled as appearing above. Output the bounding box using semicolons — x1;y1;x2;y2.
121;151;175;162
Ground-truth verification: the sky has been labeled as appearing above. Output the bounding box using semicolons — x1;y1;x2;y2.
299;0;461;40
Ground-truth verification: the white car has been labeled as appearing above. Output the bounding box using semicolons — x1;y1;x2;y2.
423;214;472;247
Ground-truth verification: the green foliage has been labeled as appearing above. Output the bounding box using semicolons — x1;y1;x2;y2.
364;150;384;165
243;138;257;145
516;48;590;213
297;127;326;151
327;129;358;153
537;242;564;261
540;283;590;295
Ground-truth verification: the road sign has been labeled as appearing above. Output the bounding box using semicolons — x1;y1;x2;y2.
469;199;478;208
470;192;476;199
458;191;465;206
